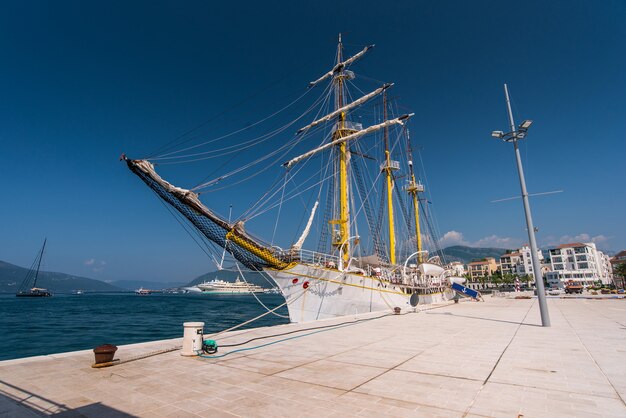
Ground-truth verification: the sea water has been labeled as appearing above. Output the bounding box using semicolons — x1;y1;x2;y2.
0;293;289;361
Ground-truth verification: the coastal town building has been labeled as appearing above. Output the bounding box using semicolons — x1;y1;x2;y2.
452;243;618;291
596;251;614;284
447;261;466;277
516;245;544;277
610;250;626;266
467;257;498;281
609;250;626;288
545;242;613;287
499;245;543;278
499;252;521;275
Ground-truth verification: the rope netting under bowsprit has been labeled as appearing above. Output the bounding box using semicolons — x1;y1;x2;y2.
131;165;277;270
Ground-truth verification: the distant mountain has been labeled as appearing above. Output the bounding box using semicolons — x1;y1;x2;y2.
186;268;272;287
441;245;510;264
0;260;125;294
111;280;187;291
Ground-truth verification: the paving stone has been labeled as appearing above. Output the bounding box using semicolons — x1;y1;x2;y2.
0;297;624;417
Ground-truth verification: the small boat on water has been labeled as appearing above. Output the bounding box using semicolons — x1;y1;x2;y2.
135;287;153;295
16;239;52;298
197;277;266;294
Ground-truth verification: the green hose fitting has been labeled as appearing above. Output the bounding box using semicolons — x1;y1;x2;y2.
202;339;218;354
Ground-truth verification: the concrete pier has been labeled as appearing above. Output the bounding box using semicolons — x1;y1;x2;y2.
1;297;625;417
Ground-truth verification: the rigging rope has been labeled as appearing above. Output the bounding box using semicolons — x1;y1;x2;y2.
202;285;311;341
145;61;313;160
393;172;413;262
150;96;329;164
218;312;392;348
417;150;446;263
188;83;332;191
198;312;396;359
351;153;387;262
317;155;335;255
287;175;318;246
233;88;335;218
151;87;317;160
245;171;336;221
153;191;214;260
188;83;334;191
234;263;289;319
271;174;289;246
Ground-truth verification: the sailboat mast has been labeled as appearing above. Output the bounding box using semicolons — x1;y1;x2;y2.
33;238;47;288
382;91;396;265
405;129;423;263
331;33;352;263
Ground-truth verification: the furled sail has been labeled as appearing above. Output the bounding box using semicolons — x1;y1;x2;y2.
285;113;414;168
291;201;319;251
308;44;374;88
297;83;393;134
123;158;290;270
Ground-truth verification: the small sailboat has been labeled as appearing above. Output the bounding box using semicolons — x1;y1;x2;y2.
16;239;52;298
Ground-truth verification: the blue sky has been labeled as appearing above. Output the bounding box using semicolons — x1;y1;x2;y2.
1;0;624;282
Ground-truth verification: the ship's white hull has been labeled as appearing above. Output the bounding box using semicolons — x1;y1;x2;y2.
413;288;454;305
264;263;453;323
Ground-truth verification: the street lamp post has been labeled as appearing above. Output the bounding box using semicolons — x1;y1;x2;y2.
491;83;551;327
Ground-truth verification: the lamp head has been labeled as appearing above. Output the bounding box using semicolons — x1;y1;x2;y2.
491;131;504;139
519;120;533;131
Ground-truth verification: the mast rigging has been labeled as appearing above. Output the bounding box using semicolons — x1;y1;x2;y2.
121;36;461;323
308;43;374;88
382;90;397;265
405;128;424;262
297;83;393;134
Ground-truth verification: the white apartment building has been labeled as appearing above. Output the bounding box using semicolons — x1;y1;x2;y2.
546;242;613;287
596;251;614;284
499;245;543;278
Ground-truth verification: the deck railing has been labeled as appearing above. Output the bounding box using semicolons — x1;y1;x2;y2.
277;249;340;267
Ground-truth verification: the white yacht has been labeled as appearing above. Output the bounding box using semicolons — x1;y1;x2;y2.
197;278;266;294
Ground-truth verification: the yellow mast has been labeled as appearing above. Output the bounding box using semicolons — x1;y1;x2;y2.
405;128;424;263
409;173;422;263
382;91;396;265
338;130;349;263
330;34;355;264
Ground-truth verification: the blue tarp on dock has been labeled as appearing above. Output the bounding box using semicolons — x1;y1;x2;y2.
451;282;480;299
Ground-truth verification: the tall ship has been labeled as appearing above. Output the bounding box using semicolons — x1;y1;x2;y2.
123;36;460;322
197;278;266;294
16;239;52;298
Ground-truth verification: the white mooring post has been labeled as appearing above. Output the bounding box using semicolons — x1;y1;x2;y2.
181;322;205;356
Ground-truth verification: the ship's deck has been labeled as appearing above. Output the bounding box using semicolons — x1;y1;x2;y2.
1;296;625;417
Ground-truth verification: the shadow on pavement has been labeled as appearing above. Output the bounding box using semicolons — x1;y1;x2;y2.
425;311;542;327
0;379;136;417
